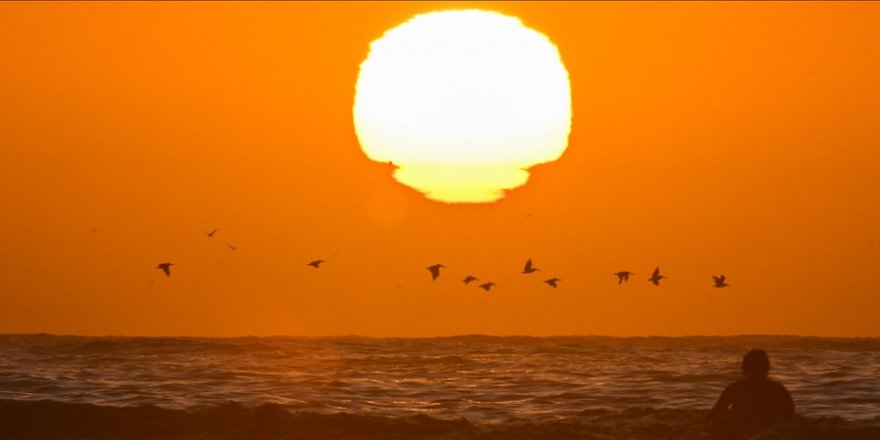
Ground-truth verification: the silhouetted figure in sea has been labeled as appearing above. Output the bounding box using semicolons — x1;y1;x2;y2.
708;349;795;438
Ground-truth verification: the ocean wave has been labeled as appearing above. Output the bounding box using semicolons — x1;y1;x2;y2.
2;399;879;440
3;334;880;353
3;334;880;427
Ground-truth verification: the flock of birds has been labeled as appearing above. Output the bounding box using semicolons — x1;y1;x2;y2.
420;259;558;291
153;229;732;290
419;260;730;290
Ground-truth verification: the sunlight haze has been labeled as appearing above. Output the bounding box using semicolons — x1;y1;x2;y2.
1;2;879;337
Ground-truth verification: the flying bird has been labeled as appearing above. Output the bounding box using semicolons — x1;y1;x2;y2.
228;244;237;251
308;260;325;268
545;278;561;288
204;229;220;238
478;282;496;291
712;275;730;288
156;263;174;277
649;267;666;286
614;271;634;285
462;275;478;285
522;258;540;274
426;264;445;281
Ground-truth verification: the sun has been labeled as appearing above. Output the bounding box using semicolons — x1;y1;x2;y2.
353;10;572;203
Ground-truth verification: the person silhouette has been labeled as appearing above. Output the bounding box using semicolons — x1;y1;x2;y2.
707;349;796;437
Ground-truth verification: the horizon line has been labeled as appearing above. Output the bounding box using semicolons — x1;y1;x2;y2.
2;332;879;340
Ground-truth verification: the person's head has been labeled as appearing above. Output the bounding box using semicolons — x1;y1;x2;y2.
742;349;771;379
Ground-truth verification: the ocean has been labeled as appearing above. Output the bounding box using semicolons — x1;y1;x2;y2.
1;334;878;439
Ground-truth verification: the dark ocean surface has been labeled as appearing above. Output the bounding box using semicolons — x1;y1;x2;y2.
1;334;878;439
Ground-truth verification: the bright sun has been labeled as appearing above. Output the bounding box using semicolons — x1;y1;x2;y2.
353;10;572;203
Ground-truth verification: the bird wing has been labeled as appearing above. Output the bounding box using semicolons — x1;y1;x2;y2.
719;275;726;283
652;267;660;278
524;259;533;271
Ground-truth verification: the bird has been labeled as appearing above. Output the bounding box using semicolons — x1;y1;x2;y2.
156;263;173;277
228;244;237;251
545;278;561;288
204;229;220;238
522;258;540;274
649;267;666;286
712;275;730;288
462;275;478;285
614;271;634;285
478;282;496;291
308;259;325;268
426;264;445;281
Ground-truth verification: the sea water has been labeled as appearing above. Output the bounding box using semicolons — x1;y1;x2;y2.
1;334;878;438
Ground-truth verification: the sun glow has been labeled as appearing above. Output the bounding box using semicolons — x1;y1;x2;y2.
354;10;572;203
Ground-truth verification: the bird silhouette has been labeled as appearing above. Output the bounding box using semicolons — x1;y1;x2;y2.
545;278;561;288
308;260;325;268
614;271;634;284
478;282;496;291
712;275;730;288
426;264;445;281
522;258;540;274
463;275;478;285
649;267;666;286
156;263;173;277
205;229;219;238
228;244;237;251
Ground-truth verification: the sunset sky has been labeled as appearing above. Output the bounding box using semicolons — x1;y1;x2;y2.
2;2;879;337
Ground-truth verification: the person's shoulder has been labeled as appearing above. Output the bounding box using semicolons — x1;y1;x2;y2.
768;379;791;392
725;380;748;392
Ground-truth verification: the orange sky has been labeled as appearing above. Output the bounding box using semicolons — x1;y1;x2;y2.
1;2;879;337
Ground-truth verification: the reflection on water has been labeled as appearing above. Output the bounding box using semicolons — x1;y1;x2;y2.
1;334;879;426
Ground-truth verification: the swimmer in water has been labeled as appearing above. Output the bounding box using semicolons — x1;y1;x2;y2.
707;349;796;437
